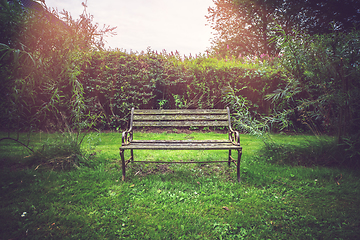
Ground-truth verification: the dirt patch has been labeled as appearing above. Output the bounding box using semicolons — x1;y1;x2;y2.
131;164;174;177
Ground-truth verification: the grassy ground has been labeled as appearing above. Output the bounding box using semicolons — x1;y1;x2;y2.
0;131;359;239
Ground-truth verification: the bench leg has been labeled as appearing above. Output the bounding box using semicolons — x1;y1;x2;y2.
120;149;126;181
228;150;231;167
237;149;242;183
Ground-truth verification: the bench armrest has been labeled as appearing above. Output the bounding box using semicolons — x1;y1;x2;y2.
229;129;240;145
122;107;135;145
122;130;133;145
226;107;240;145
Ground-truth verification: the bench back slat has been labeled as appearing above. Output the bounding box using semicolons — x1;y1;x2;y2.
134;114;227;121
131;108;230;128
134;109;227;114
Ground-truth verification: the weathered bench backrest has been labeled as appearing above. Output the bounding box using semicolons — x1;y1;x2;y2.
130;108;231;128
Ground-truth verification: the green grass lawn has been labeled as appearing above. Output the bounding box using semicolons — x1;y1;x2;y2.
0;131;359;239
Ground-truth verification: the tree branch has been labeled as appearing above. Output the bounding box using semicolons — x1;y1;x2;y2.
0;137;34;153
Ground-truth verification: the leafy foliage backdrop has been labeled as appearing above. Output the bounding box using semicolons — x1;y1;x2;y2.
1;0;360;167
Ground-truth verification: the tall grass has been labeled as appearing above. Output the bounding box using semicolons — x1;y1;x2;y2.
261;134;359;168
0;131;359;239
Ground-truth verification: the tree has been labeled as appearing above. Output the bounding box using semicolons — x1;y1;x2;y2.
206;0;281;56
0;0;116;132
0;0;24;47
290;0;360;35
267;28;360;150
206;0;360;56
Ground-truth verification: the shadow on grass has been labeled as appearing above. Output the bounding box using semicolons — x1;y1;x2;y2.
124;162;237;183
260;138;360;169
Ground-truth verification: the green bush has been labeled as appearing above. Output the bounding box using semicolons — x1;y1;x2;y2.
78;50;284;129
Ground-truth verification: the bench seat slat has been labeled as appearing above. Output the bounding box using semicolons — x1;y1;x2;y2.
133;120;229;127
131;140;231;143
121;141;241;150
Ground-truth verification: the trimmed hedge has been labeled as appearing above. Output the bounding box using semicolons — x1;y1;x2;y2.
78;50;284;129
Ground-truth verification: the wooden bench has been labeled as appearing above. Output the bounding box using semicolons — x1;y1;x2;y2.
119;107;243;182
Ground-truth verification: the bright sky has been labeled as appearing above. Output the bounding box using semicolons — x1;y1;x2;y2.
45;0;215;56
